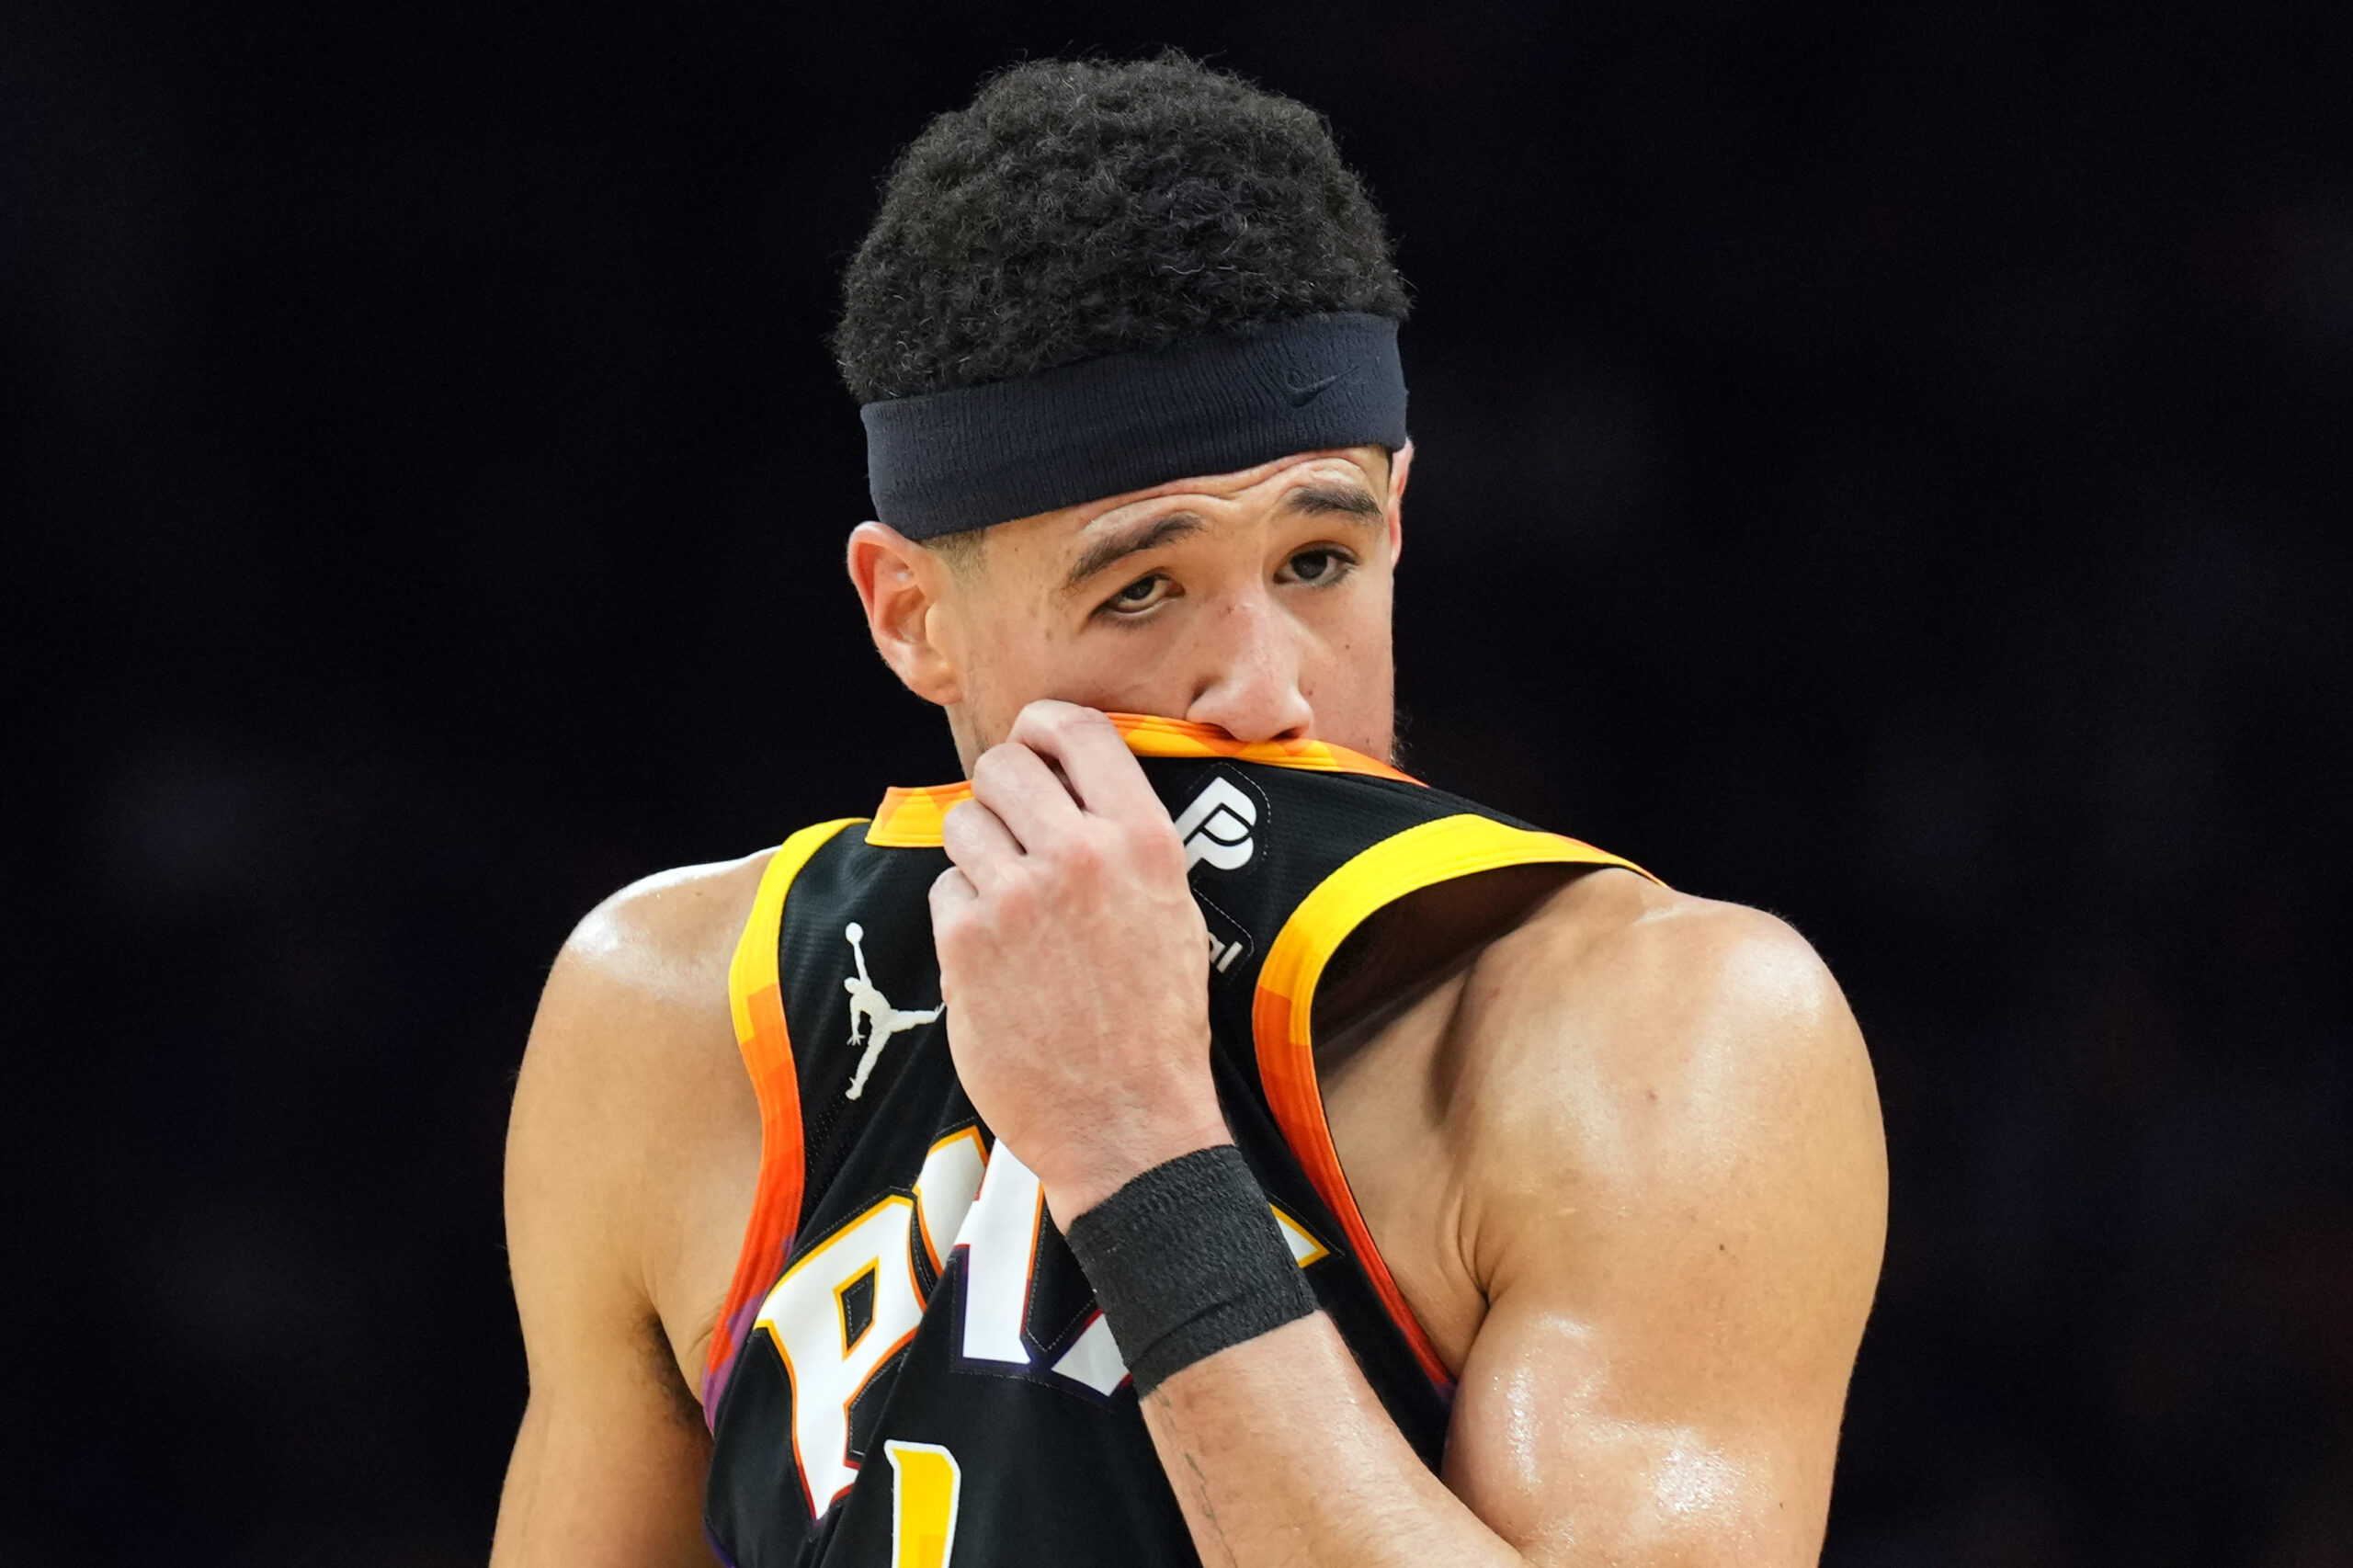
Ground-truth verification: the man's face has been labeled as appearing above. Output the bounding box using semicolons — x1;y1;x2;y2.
849;445;1406;770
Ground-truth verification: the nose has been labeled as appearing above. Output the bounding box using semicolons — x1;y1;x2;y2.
1182;587;1314;744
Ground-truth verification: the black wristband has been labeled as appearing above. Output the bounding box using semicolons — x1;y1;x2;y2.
1061;1144;1319;1394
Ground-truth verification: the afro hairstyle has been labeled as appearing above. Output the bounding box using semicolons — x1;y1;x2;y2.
835;53;1407;404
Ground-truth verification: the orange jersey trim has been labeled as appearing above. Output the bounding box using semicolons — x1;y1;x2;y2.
866;713;1416;846
867;783;971;847
702;818;862;1419
1105;713;1418;782
1251;814;1658;1390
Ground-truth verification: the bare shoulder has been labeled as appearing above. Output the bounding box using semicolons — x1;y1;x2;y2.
516;850;773;1158
1452;868;1887;1308
506;851;775;1381
556;850;778;1014
1461;869;1876;1132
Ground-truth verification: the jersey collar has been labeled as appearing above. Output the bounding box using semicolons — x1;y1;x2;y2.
867;714;1416;848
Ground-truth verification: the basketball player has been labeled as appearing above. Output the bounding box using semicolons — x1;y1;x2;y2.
493;56;1887;1568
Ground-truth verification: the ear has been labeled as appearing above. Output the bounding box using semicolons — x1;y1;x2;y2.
1384;441;1414;568
847;521;963;706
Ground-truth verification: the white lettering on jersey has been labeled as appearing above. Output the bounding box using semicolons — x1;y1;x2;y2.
912;1128;987;1273
1273;1204;1331;1267
842;921;944;1100
951;1141;1044;1366
755;1197;926;1518
1173;776;1257;872
1048;1312;1130;1396
756;1143;1334;1513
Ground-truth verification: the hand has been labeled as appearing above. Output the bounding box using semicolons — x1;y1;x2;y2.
929;700;1233;1223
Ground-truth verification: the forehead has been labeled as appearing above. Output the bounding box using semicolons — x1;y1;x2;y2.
1078;447;1387;521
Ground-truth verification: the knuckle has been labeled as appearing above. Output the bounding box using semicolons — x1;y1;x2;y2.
1048;831;1102;873
993;869;1038;915
939;799;984;849
1023;698;1095;741
1128;819;1185;870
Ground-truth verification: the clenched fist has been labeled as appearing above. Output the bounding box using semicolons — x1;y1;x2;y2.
929;701;1233;1224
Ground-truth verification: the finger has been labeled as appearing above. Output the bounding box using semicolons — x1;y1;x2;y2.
967;739;1086;851
927;864;979;930
1005;701;1163;824
939;798;1024;888
926;865;977;983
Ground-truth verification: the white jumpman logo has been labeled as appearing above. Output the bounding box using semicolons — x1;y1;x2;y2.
841;922;943;1101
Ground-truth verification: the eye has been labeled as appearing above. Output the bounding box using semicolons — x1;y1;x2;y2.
1283;548;1355;585
1099;573;1175;618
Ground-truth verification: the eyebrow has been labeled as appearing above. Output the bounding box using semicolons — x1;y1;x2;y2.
1063;511;1207;591
1281;480;1385;520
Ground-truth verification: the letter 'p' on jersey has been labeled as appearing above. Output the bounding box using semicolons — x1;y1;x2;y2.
756;1199;925;1515
700;717;1654;1567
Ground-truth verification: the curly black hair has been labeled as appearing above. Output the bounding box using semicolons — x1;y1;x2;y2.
835;53;1407;403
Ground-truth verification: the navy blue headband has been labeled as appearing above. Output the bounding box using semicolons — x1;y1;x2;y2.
860;312;1407;540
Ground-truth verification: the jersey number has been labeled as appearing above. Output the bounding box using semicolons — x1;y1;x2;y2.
885;1440;962;1568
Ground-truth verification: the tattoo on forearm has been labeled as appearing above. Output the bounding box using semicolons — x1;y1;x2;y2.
1184;1450;1240;1568
1150;1384;1240;1567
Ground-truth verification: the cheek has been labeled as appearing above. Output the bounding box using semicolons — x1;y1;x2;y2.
1320;573;1395;657
1046;636;1179;710
960;598;1089;727
1302;583;1397;710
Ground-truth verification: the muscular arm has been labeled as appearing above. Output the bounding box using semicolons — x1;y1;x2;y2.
1139;891;1886;1567
491;858;769;1568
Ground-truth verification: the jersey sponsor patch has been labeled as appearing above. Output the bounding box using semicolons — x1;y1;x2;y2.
1173;769;1265;874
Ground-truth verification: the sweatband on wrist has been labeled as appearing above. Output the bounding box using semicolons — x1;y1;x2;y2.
1061;1144;1319;1393
860;312;1408;540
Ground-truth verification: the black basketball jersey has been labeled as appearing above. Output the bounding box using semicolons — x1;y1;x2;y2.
699;715;1650;1568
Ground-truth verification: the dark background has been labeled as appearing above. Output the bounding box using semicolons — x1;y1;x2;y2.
6;2;2349;1562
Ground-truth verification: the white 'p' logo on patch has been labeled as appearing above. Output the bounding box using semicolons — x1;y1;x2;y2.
1173;775;1258;872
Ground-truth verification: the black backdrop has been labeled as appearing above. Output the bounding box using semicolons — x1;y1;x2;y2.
7;3;2350;1563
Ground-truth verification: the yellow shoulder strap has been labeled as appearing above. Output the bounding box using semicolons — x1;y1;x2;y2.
702;818;862;1417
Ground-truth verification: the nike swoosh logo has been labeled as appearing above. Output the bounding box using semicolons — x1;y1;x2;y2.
1284;373;1340;407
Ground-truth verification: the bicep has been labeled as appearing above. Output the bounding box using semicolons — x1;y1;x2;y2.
1441;908;1886;1566
490;946;719;1568
1443;1282;1827;1568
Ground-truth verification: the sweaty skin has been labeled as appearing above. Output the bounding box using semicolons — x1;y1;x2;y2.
492;446;1888;1568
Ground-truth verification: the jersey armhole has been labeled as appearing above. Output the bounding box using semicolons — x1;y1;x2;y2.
700;817;862;1422
1251;814;1658;1392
